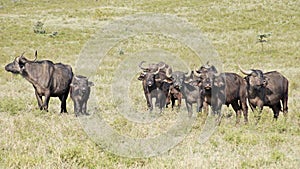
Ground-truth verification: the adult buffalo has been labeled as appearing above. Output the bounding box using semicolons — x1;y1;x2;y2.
239;66;288;120
5;51;73;113
194;64;248;124
137;61;172;112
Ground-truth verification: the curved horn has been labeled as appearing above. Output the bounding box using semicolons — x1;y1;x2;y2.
193;66;201;77
165;66;172;78
74;76;81;80
184;69;192;78
158;62;166;70
238;65;253;75
14;56;20;63
139;61;148;71
33;50;37;62
20;52;25;58
214;71;221;77
154;67;161;75
75;75;88;80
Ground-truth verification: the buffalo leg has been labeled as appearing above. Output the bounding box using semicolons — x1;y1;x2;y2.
177;96;181;111
42;92;51;112
255;107;263;125
82;101;90;115
146;94;153;111
74;100;82;116
202;102;209;115
166;94;171;108
196;98;203;113
282;93;288;117
186;101;193;117
59;94;68;113
171;97;175;110
35;90;43;110
159;92;167;113
231;101;241;125
271;102;281;120
241;100;248;124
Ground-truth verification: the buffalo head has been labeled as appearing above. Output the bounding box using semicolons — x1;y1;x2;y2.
70;75;94;96
171;71;185;88
138;61;173;86
5;51;37;74
138;69;160;87
239;65;267;89
194;63;220;90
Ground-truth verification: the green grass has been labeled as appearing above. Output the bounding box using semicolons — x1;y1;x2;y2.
1;0;300;168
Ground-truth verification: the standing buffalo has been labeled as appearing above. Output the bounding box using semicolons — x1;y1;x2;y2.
137;61;172;112
70;75;94;116
239;66;288;120
5;51;73;113
195;64;248;124
166;84;182;111
171;71;203;117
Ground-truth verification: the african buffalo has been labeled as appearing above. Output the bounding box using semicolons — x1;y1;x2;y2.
195;64;248;124
239;66;288;120
171;71;203;117
70;75;94;116
166;84;182;111
138;61;172;112
5;51;73;113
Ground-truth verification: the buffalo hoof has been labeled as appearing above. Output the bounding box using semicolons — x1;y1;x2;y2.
83;112;90;116
39;106;48;112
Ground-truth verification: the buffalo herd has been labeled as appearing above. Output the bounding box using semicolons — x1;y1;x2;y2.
5;51;289;123
138;61;289;124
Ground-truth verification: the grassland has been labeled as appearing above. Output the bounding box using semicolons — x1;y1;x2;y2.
0;0;300;168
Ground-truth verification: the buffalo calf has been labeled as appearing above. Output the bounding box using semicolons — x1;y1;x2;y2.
70;75;94;116
166;85;182;110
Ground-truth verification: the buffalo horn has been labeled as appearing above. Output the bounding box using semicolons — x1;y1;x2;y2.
139;61;149;71
154;67;161;75
33;50;37;62
165;66;172;78
238;65;253;75
158;62;166;70
20;52;25;58
184;69;192;78
14;56;20;63
193;66;201;77
74;75;87;80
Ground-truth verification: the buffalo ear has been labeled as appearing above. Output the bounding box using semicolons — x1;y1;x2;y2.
137;74;145;81
263;77;269;87
70;83;78;87
88;81;94;87
163;78;173;84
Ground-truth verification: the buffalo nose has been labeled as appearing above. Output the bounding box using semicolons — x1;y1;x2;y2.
5;65;9;71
